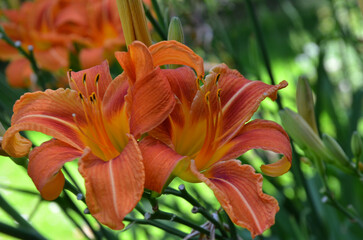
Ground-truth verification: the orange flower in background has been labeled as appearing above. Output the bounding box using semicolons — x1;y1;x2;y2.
0;0;146;87
140;64;292;237
0;0;85;87
2;40;204;229
78;0;126;69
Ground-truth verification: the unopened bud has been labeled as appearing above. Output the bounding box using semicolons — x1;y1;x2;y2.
168;17;184;43
76;193;83;200
296;76;318;134
144;212;151;220
279;108;329;161
351;131;362;158
14;41;21;48
322;134;350;167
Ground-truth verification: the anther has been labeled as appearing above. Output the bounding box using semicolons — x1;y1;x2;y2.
215;73;221;84
204;91;211;102
78;92;84;100
95;74;100;84
82;73;87;84
217;88;222;98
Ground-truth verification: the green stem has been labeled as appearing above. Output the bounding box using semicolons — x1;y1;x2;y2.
0;222;46;240
291;146;329;238
0;26;43;87
321;172;363;228
0;193;35;230
245;0;282;109
60;191;105;240
64;180;82;200
124;216;187;238
63;165;84;195
164;185;228;237
223;211;237;240
147;210;216;237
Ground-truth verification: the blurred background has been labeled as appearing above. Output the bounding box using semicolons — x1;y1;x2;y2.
0;0;363;239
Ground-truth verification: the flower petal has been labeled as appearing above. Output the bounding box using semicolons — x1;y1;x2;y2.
115;41;154;84
190;160;279;238
34;47;69;71
28;139;82;200
129;68;175;137
5;59;32;88
79;47;105;69
210;64;287;142
149;40;204;78
162;67;198;107
148;67;198;147
2;89;85;157
78;135;144;230
139;137;184;193
101;73;130;151
69;61;112;100
217;119;292;176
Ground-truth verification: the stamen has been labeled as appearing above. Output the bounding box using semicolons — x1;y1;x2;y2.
201;75;206;84
215;73;221;84
217;88;222;98
95;74;100;84
83;73;90;97
195;77;201;90
204;91;210;103
95;74;100;98
79;92;84;101
68;71;82;93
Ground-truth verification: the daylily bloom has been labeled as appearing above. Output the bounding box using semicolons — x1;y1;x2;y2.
140;64;292;237
0;0;148;87
2;40;203;229
0;0;81;87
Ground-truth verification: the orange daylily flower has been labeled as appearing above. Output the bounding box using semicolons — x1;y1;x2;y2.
0;0;142;87
139;64;292;237
78;0;126;68
2;40;203;229
0;0;85;87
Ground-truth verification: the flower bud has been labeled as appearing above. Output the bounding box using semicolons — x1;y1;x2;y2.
116;0;152;47
322;134;350;168
296;76;318;134
351;131;362;158
279;108;329;161
168;17;184;43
